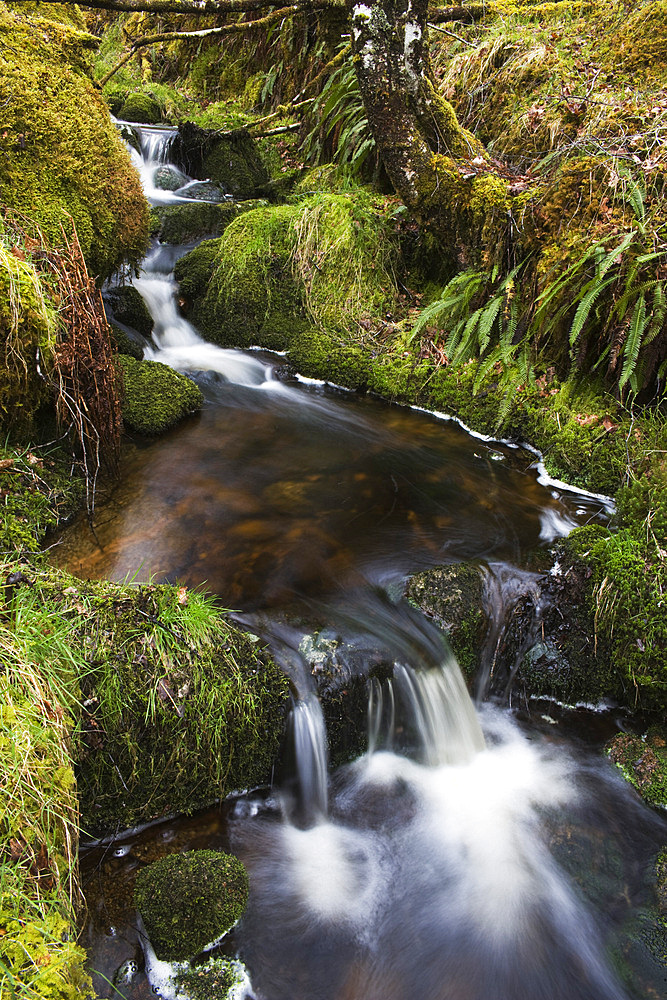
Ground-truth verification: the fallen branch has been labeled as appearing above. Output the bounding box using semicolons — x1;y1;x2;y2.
97;5;331;88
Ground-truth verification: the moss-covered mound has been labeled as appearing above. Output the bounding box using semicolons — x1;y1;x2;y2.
134;850;248;961
118;354;203;435
175;192;400;352
118;90;162;124
72;579;289;834
607;728;667;808
0;240;58;435
0;2;148;280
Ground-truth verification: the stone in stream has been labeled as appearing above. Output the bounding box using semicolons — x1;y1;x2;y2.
133;850;248;961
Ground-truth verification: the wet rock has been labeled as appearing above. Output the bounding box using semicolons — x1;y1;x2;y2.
178;180;228;202
149;201;258;245
104;286;154;338
405;563;486;681
153;165;189;191
110;321;144;361
171;122;269;198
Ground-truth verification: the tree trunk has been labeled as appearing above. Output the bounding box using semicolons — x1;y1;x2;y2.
349;0;513;267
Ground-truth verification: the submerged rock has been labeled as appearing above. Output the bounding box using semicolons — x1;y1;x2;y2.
134;850;248;961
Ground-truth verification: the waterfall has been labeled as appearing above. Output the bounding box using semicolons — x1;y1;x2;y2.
291;694;329;821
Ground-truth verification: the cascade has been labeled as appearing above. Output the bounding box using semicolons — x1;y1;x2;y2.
79;122;666;1000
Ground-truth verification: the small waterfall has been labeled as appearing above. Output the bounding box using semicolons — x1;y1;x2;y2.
119;122;278;386
291;694;329;821
392;661;485;766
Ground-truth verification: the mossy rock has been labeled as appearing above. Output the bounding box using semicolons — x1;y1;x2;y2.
0;3;148;279
134;850;248;961
110;321;144;360
174;957;245;1000
172;121;269;198
105;285;153;337
74;580;289;833
405;564;486;681
176;203;305;350
149;200;260;245
118;354;203;435
175;193;400;355
118;90;161;124
606;729;667;808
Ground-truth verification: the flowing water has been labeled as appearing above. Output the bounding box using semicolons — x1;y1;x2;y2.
75;126;666;1000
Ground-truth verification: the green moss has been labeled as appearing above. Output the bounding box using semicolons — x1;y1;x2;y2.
118;90;161;124
118;354;203;436
178;203;305;349
105;285;153;337
606;728;667;807
174;122;269;199
0;243;58;435
177;193;400;354
0;4;148;280
149;201;260;245
72;580;289;833
616;0;667;75
134;850;248;961
405;564;486;681
174;957;243;1000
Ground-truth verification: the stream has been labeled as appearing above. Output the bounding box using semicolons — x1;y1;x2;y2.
70;124;666;1000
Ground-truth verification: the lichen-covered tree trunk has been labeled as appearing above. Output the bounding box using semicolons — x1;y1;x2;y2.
349;0;512;265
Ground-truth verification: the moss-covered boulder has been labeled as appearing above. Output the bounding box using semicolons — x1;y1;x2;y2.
149;200;260;245
118;90;161;124
175;193;400;354
607;728;667;808
175;202;304;350
68;579;289;834
172;121;269;198
0;2;148;279
406;564;487;681
134;850;248;961
118;354;203;435
105;285;153;337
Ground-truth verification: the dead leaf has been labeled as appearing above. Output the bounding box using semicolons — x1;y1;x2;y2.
0;459;15;472
602;416;618;432
177;586;188;605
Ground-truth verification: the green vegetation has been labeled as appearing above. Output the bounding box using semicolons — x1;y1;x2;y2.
134;850;248;960
0;234;59;436
149;201;260;245
0;2;148;280
118;354;204;435
0;558;92;999
74;577;289;833
606;728;667;807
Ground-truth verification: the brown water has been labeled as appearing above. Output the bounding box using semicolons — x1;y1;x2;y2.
58;362;607;612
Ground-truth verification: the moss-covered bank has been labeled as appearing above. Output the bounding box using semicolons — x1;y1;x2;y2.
0;2;148;280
